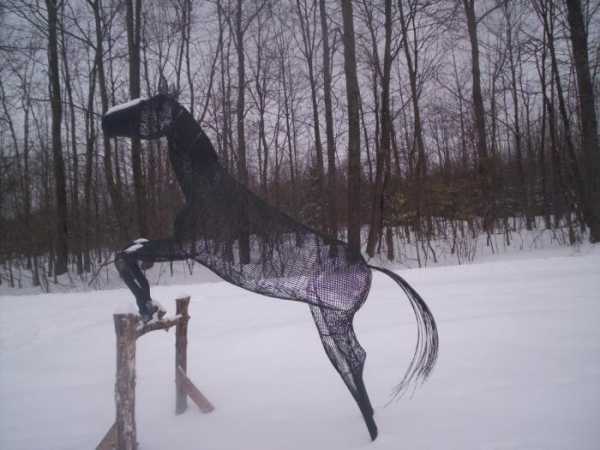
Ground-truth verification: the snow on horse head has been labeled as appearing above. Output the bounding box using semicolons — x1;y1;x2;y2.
102;88;438;441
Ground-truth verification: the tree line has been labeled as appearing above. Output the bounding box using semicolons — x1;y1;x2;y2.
0;0;598;287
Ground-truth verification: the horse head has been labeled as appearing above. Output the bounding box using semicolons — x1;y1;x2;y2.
102;92;180;140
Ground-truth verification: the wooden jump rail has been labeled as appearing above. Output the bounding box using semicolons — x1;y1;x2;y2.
97;296;214;450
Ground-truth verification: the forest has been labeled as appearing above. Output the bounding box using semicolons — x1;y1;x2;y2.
0;0;599;287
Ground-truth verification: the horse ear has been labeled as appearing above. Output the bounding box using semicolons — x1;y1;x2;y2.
168;83;180;100
158;74;169;95
157;74;179;100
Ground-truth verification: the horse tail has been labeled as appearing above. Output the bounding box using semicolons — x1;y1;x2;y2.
368;265;439;399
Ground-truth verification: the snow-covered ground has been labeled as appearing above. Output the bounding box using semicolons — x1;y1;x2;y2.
1;245;599;450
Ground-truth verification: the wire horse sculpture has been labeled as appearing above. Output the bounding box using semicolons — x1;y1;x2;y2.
102;88;438;441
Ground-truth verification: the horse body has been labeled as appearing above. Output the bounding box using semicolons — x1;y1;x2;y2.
166;106;373;313
103;94;438;441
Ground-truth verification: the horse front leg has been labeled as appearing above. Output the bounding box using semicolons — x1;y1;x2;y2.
115;238;190;321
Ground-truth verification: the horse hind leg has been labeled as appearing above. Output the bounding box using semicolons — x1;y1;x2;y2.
309;305;378;440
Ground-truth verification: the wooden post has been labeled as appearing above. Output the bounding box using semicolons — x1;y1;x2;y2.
114;314;138;450
175;296;190;414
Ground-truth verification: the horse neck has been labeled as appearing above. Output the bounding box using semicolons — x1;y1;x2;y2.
166;105;221;204
168;106;219;169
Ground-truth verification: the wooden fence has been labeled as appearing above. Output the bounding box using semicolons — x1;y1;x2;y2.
96;296;214;450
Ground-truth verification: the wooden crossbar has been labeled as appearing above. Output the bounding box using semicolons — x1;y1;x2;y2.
136;314;179;338
96;422;116;450
176;366;215;413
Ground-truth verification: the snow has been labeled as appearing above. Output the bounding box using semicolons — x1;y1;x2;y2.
124;243;144;253
105;97;146;116
1;246;599;450
151;298;166;313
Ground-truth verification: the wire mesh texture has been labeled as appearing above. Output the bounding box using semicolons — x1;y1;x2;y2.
102;91;438;441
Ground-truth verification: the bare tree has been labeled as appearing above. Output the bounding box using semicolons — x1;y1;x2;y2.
248;7;273;195
340;0;362;255
462;0;495;233
534;0;581;240
365;0;395;257
125;0;146;237
88;0;128;244
46;0;69;275
60;3;84;274
228;0;267;263
296;0;326;228
275;12;300;211
503;1;528;228
397;0;431;246
564;0;600;242
319;0;338;238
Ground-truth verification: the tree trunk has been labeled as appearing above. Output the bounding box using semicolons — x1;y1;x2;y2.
296;0;326;229
126;0;146;238
83;61;97;273
463;0;493;232
251;16;270;196
46;0;69;276
60;10;83;275
535;27;551;228
398;0;428;242
319;0;338;238
366;0;393;257
90;0;128;244
565;0;600;242
217;3;231;168
539;0;584;230
184;0;195;117
505;3;526;226
340;0;362;256
235;0;250;264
